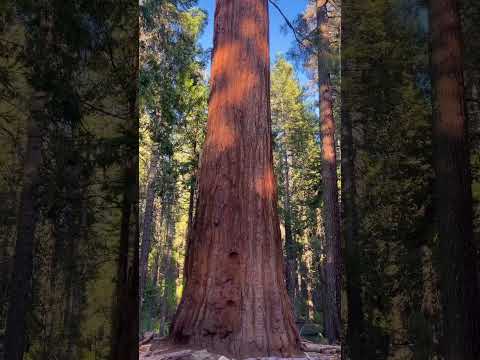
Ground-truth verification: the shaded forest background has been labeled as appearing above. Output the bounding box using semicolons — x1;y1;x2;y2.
1;1;138;359
139;0;480;359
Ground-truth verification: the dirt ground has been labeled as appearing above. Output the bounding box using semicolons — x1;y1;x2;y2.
139;336;341;360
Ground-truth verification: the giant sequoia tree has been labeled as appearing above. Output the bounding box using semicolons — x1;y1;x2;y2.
170;0;301;357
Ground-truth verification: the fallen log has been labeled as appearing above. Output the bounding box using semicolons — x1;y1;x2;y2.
301;342;341;354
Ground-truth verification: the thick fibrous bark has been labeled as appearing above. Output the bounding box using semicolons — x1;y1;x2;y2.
429;1;480;359
316;1;341;345
171;0;301;357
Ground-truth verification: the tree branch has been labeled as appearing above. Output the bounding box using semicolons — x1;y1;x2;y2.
268;0;307;49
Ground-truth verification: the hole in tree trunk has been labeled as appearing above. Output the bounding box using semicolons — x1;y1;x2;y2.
228;251;239;260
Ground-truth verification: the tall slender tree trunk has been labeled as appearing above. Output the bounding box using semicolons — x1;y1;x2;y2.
298;259;309;320
152;249;160;287
62;166;84;360
187;177;196;234
283;149;297;302
152;204;165;288
5;91;45;360
316;0;341;345
159;195;178;334
428;1;480;359
171;0;301;357
110;160;137;360
110;93;139;360
140;146;160;310
183;149;198;285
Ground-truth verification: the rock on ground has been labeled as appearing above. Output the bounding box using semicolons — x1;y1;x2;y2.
139;338;340;360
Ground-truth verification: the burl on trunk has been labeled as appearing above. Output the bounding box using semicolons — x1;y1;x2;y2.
170;0;301;357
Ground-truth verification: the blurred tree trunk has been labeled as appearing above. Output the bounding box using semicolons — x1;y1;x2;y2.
429;0;480;359
342;109;365;357
140;146;160;311
110;90;139;359
5;91;45;360
341;1;365;353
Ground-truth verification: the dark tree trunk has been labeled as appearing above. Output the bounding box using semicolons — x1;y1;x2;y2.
4;91;45;360
316;0;341;345
341;2;365;354
341;109;365;357
62;165;84;360
140;147;160;310
110;88;139;359
170;0;301;357
429;1;480;359
159;197;178;333
110;157;139;360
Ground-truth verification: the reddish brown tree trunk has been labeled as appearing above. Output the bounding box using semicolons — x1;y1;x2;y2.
316;0;341;345
429;1;480;359
170;0;301;357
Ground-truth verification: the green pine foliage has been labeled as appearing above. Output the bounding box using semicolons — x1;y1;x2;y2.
271;55;324;333
341;0;439;358
139;0;208;335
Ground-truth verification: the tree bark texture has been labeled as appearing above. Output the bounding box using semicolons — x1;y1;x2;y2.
316;1;342;345
170;0;301;357
429;1;480;359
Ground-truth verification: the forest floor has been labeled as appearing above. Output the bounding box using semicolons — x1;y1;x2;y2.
139;335;341;360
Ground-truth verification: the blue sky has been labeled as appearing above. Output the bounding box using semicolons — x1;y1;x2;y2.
196;0;309;83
